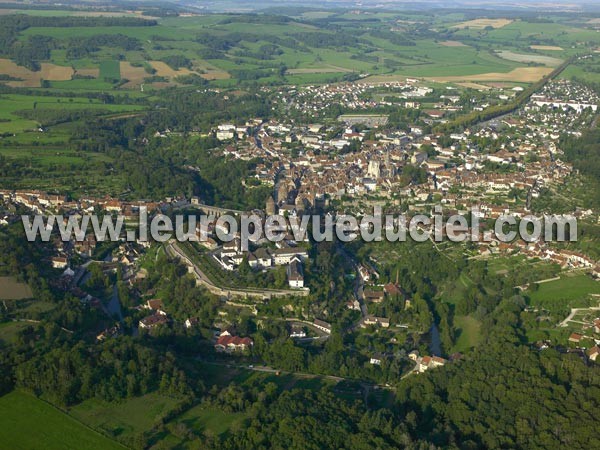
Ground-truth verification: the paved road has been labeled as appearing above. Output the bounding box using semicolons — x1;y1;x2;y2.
196;358;394;390
558;306;600;327
166;241;308;299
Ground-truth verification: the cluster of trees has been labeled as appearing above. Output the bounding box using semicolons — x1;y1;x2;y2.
0;15;156;29
369;29;416;46
195;31;300;61
220;389;422;449
135;251;221;328
15;108;110;127
289;31;362;49
232;43;284;61
174;73;208;86
399;164;428;186
193;25;376;67
14;339;193;406
10;35;55;70
218;14;292;26
65;34;141;59
160;55;193;70
560;126;600;202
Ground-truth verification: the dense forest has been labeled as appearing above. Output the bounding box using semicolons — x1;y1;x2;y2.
558;125;600;209
560;127;600;183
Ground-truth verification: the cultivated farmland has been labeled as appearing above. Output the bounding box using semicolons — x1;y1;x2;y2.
0;277;33;300
453;18;513;29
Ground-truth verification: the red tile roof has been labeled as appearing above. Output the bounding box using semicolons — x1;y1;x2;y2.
216;335;253;347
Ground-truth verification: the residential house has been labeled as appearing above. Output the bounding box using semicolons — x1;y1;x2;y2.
287;257;304;288
51;256;68;269
144;299;167;316
214;331;253;353
139;314;169;329
363;315;390;328
569;333;583;344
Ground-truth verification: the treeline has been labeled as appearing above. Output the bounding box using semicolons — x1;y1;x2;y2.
160;55;193;70
289;31;363;49
9;35;55;70
195;31;301;60
232;43;284;61
14;108;112;127
0;14;156;29
369;29;416;46
194;27;369;62
65;34;141;59
218;14;292;25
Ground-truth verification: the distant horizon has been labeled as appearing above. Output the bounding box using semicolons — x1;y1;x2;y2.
184;0;600;13
6;0;600;13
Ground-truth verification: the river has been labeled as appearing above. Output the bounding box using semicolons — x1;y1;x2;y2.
429;323;442;356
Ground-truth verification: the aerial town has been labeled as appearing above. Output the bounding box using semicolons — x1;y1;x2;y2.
2;79;599;368
1;4;600;448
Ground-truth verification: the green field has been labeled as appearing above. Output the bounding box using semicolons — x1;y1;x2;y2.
453;315;482;352
0;94;143;133
68;393;182;442
170;405;246;437
0;390;125;450
527;273;600;307
99;60;120;80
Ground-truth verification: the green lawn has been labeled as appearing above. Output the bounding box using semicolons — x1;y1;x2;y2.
172;405;246;437
528;273;600;305
453;315;482;352
68;393;181;442
0;390;125;450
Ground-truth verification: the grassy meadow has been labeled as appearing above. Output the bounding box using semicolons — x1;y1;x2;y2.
0;390;125;450
527;273;600;310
